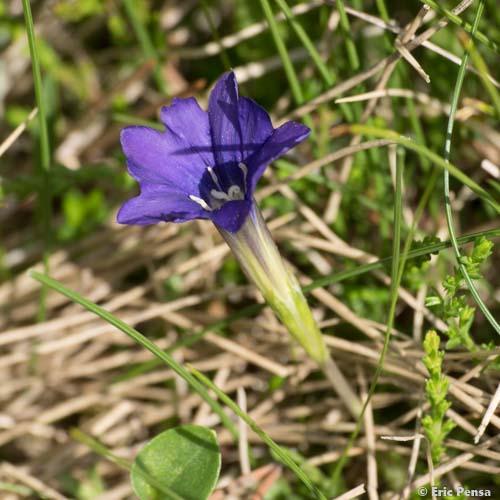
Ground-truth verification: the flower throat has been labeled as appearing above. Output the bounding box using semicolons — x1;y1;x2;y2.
189;162;248;211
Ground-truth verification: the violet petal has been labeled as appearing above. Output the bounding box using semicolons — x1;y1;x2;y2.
121;99;213;197
208;72;242;187
246;121;310;194
117;186;207;226
238;96;273;161
210;199;252;233
160;97;214;170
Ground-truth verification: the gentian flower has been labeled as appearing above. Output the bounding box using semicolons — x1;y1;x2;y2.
117;71;329;364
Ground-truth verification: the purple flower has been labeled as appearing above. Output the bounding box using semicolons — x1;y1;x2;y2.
117;71;310;232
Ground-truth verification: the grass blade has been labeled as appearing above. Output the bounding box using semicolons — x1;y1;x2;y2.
122;0;168;94
273;0;334;85
28;270;238;439
349;124;500;213
258;0;304;106
462;32;500;118
189;365;327;500
332;145;405;487
442;0;499;335
335;0;360;71
420;0;499;54
21;2;50;174
21;0;52;322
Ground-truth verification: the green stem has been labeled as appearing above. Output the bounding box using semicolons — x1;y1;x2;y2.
217;205;328;364
442;0;499;335
22;0;52;322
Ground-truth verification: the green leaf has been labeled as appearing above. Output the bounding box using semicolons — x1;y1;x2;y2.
131;425;221;500
188;366;327;500
425;296;442;308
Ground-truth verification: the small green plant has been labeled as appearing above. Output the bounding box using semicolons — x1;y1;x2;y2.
421;330;456;463
426;237;494;350
131;425;221;500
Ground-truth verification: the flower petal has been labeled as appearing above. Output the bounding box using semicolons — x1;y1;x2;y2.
117;186;207;226
208;72;243;186
210;199;252;233
238;96;273;160
160;97;214;168
246;121;310;194
121;98;213;196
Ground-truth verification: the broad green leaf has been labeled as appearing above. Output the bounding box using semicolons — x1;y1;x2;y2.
131;425;221;500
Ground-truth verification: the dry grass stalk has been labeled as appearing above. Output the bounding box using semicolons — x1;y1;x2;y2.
1;0;498;496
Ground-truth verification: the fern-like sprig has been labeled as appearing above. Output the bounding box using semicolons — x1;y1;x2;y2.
426;237;494;351
421;330;456;463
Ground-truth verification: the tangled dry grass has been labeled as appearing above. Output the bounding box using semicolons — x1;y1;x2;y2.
1;0;499;499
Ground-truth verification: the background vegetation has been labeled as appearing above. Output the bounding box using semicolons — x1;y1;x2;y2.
0;0;499;498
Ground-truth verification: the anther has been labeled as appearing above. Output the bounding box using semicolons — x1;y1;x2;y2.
207;166;223;191
210;189;230;201
228;185;243;200
238;162;248;192
189;195;212;211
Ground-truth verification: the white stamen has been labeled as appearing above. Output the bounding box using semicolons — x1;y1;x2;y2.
210;189;231;201
228;185;243;200
189;195;212;211
238;162;248;177
207;165;245;205
238;162;248;192
207;166;223;191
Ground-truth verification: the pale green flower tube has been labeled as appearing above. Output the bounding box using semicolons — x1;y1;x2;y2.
217;204;329;364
